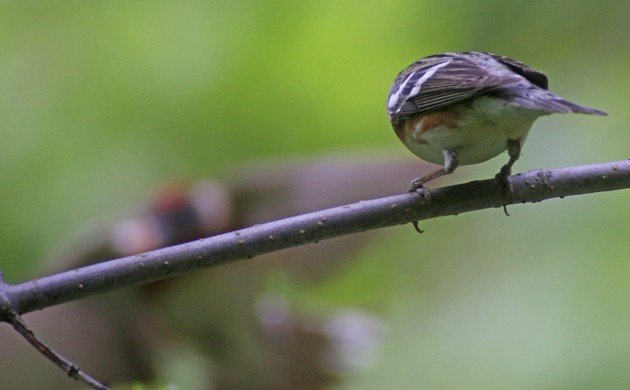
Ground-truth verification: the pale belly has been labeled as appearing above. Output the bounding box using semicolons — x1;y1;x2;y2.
402;98;544;165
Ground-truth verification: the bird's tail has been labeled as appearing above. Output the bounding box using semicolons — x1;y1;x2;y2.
510;89;608;116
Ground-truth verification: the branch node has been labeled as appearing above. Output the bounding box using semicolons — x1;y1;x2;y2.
0;274;110;390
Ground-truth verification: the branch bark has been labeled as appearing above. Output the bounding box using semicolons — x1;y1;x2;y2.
3;159;629;317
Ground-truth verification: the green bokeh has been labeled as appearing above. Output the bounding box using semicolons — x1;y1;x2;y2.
0;1;628;388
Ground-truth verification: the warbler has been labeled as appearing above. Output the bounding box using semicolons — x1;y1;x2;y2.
387;51;607;195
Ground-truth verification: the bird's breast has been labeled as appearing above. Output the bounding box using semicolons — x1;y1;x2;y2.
393;97;542;165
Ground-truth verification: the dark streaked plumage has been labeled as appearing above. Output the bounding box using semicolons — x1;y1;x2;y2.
387;51;605;125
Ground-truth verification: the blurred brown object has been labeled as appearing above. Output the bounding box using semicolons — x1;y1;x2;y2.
1;152;437;389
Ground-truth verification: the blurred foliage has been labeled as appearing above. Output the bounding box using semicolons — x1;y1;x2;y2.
0;0;628;389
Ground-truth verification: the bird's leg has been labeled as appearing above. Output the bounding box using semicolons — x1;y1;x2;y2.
495;139;521;216
408;149;459;193
409;149;458;233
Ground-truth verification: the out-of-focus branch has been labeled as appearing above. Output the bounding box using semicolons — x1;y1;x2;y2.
2;159;628;317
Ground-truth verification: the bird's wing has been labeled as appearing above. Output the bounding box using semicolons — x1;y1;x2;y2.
488;53;548;90
387;53;526;123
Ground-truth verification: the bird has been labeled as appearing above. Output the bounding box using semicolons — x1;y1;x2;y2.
387;51;607;200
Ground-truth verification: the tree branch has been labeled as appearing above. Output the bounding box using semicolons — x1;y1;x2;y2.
0;275;109;389
3;159;629;316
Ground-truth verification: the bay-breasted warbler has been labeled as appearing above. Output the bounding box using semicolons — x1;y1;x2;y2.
387;51;607;194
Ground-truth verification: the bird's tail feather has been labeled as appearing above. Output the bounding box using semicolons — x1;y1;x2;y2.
546;96;608;116
511;90;608;116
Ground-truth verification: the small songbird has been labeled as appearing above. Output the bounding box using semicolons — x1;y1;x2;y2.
387;51;607;195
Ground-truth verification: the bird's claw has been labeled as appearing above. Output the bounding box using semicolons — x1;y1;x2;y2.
409;180;430;233
408;181;431;201
408;178;423;192
495;168;513;216
411;220;424;234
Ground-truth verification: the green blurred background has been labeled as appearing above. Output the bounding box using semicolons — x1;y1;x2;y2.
0;1;628;388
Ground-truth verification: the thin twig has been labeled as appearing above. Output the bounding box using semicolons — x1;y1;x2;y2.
0;275;109;389
3;159;629;317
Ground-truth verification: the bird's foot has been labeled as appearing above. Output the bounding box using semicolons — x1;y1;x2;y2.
408;179;431;234
408;179;431;199
495;166;513;216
